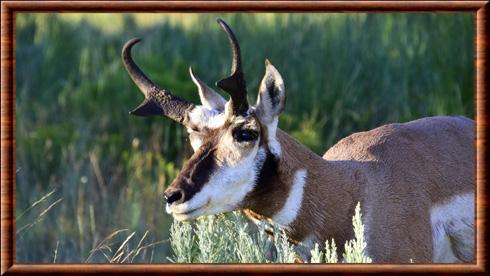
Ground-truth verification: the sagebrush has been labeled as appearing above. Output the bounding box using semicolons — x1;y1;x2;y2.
169;203;371;263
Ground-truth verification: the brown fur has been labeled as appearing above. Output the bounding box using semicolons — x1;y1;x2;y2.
244;115;474;263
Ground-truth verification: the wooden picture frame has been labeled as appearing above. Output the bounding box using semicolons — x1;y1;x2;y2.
1;1;487;274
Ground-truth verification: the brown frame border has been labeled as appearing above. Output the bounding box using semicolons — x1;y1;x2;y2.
1;1;488;274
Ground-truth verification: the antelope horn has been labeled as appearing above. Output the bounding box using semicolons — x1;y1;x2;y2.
122;38;195;124
215;19;249;117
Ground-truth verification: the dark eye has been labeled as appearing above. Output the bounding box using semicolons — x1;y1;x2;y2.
234;129;258;142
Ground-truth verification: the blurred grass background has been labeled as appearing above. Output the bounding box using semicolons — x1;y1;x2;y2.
15;13;473;262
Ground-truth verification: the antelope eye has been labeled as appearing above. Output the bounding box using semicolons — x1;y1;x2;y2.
233;129;258;142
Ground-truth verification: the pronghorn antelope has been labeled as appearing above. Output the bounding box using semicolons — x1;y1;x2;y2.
122;19;474;263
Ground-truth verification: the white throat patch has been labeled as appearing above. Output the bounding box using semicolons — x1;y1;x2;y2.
272;169;307;227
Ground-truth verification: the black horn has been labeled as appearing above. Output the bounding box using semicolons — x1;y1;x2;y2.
215;19;249;116
122;38;195;124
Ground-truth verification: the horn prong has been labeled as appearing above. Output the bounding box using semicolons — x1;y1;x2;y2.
122;38;195;124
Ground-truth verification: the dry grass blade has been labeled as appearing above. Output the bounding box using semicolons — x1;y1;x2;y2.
89;151;108;195
127;230;148;263
16;188;57;221
101;251;112;262
16;198;63;237
53;240;60;263
85;229;129;262
110;231;136;263
130;238;169;263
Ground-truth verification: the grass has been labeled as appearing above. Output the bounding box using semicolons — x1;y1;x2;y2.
15;13;473;262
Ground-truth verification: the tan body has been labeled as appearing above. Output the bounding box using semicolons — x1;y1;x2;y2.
244;115;474;263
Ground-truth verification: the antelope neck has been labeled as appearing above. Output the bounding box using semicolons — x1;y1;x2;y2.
245;130;359;244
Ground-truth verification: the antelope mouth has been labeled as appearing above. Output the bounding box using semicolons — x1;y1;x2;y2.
167;199;211;220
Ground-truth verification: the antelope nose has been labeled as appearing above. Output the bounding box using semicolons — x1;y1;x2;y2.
164;190;183;205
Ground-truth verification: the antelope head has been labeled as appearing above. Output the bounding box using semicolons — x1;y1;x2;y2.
122;19;286;221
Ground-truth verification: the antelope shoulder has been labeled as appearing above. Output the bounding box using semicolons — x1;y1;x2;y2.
321;115;474;262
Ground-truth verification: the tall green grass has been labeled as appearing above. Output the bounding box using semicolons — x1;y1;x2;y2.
15;13;473;262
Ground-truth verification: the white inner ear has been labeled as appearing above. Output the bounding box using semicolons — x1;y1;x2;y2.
255;61;286;157
189;67;226;111
265;117;281;157
255;62;285;125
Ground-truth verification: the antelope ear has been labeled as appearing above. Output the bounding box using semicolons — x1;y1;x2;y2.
190;67;226;111
255;59;286;127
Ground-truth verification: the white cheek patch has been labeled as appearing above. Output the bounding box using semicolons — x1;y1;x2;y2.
272;169;307;227
430;192;474;262
168;147;267;218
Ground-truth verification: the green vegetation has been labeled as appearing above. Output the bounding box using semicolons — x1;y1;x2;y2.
15;13;473;262
168;212;288;263
169;204;370;263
